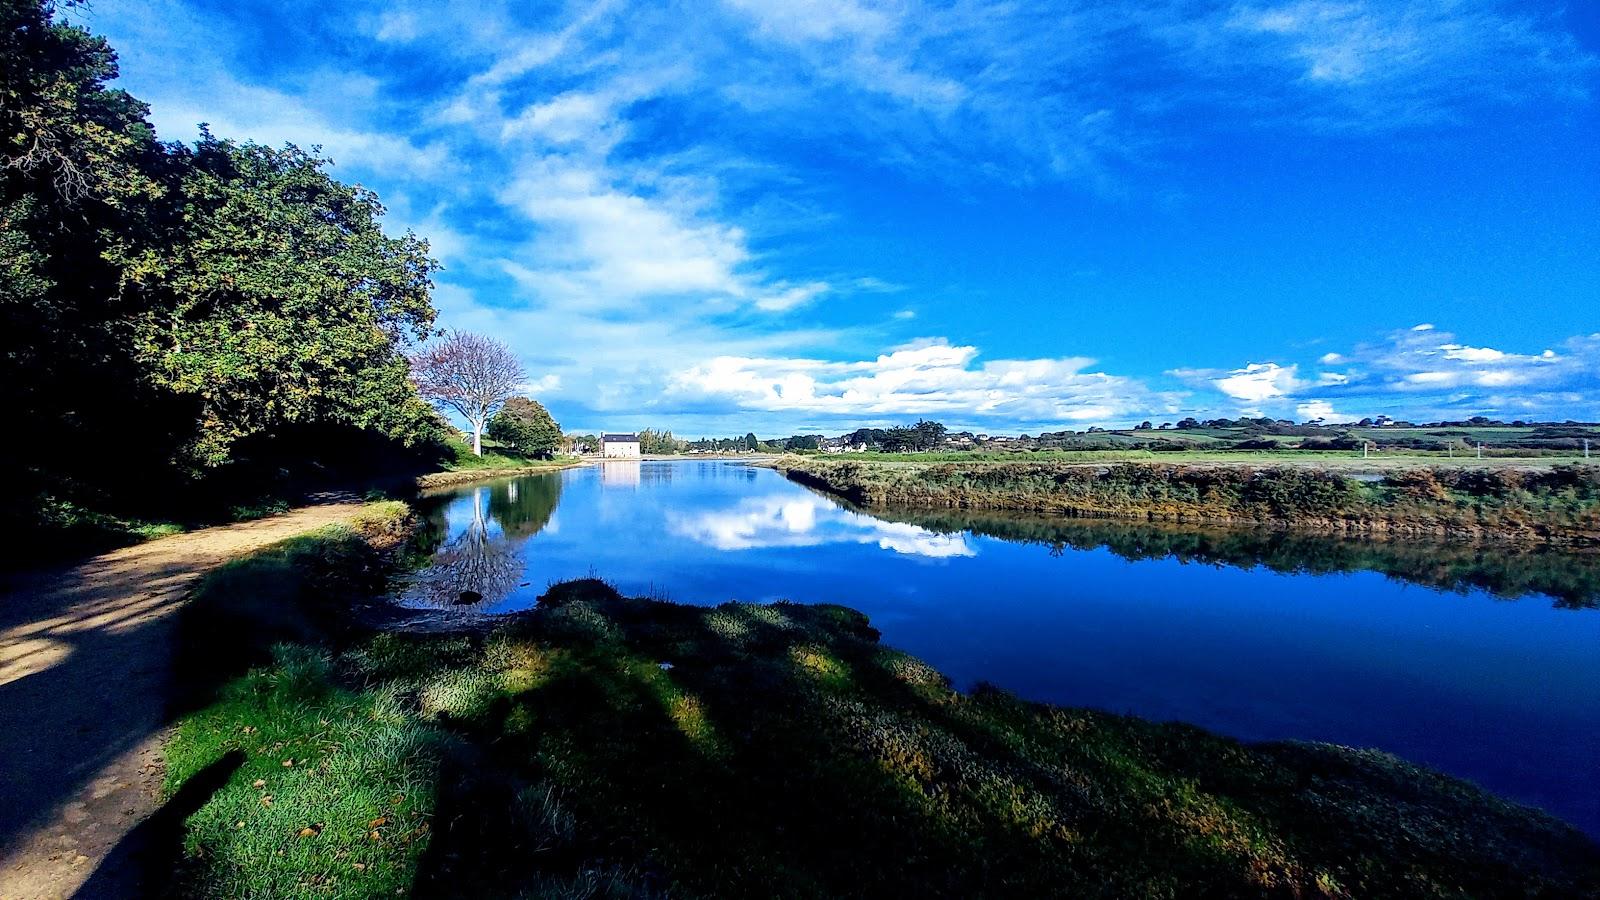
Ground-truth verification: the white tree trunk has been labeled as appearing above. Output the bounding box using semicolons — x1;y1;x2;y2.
472;421;483;456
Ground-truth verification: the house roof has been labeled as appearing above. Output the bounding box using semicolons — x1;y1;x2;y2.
602;433;638;442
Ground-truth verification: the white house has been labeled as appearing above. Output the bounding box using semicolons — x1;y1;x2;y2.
602;433;641;458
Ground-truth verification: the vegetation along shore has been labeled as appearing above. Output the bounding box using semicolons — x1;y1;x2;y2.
770;456;1600;545
149;502;1599;898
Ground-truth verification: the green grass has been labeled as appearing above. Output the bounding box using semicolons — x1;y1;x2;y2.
2;495;188;566
436;434;575;472
162;542;1600;897
164;644;445;898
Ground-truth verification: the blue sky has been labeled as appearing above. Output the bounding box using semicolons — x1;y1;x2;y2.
85;0;1600;435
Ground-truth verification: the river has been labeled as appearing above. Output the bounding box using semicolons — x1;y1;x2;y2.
400;459;1600;835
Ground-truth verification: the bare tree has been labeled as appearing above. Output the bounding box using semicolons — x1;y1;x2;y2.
409;331;526;456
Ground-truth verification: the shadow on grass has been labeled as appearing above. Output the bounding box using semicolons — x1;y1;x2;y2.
160;567;1600;898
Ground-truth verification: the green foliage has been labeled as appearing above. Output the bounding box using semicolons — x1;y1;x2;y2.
486;397;562;458
433;432;571;472
637;427;687;454
1;1;444;553
126;134;438;468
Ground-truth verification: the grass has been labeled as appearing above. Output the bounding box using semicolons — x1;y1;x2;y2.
774;456;1600;544
163;644;445;898
161;527;1600;898
437;434;574;472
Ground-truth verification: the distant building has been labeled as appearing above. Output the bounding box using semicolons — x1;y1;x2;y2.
602;433;641;458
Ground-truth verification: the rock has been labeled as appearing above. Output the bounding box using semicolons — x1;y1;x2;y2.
456;590;483;605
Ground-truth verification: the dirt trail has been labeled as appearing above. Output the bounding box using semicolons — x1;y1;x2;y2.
0;502;367;900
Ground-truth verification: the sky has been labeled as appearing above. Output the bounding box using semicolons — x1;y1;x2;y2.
83;0;1600;436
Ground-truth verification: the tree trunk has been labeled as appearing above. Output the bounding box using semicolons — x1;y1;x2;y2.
472;421;483;456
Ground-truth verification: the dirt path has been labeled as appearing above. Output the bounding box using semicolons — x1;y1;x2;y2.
0;502;367;900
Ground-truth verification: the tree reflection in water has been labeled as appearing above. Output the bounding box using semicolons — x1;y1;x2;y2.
401;475;562;609
843;501;1600;609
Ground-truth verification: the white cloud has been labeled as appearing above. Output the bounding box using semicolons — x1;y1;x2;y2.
522;374;562;394
84;1;1599;434
1294;399;1343;422
1217;1;1594;127
668;338;1178;424
373;11;420;43
1199;326;1600;422
1212;362;1304;403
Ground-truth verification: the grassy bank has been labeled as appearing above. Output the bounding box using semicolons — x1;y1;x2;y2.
157;522;1599;898
773;456;1600;545
411;435;582;490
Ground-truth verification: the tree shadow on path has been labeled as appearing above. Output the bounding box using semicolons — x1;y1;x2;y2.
73;750;245;898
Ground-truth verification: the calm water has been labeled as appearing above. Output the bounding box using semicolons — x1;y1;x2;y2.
402;460;1600;835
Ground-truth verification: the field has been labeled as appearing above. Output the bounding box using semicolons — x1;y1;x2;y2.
814;448;1592;469
803;422;1600;464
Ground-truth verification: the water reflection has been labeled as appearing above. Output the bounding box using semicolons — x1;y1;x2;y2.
400;476;562;609
667;493;974;558
845;502;1600;609
599;461;640;488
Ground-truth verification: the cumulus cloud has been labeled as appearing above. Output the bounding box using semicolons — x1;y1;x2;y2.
668;338;1179;425
1212;362;1305;403
1197;326;1600;422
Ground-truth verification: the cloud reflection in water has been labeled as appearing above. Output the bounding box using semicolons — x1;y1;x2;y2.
668;493;974;559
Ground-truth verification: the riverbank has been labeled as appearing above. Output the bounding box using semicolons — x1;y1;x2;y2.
770;456;1600;545
413;457;583;490
149;507;1599;898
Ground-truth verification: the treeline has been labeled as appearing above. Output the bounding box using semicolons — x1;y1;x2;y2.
842;420;948;451
2;1;450;556
685;433;818;452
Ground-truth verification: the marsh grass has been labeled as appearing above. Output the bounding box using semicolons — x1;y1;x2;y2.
779;457;1600;543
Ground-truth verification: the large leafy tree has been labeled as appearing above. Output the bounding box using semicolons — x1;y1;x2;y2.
487;397;562;458
1;0;177;509
127;134;440;468
2;0;446;538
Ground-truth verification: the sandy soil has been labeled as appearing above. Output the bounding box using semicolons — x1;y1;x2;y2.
0;502;366;900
